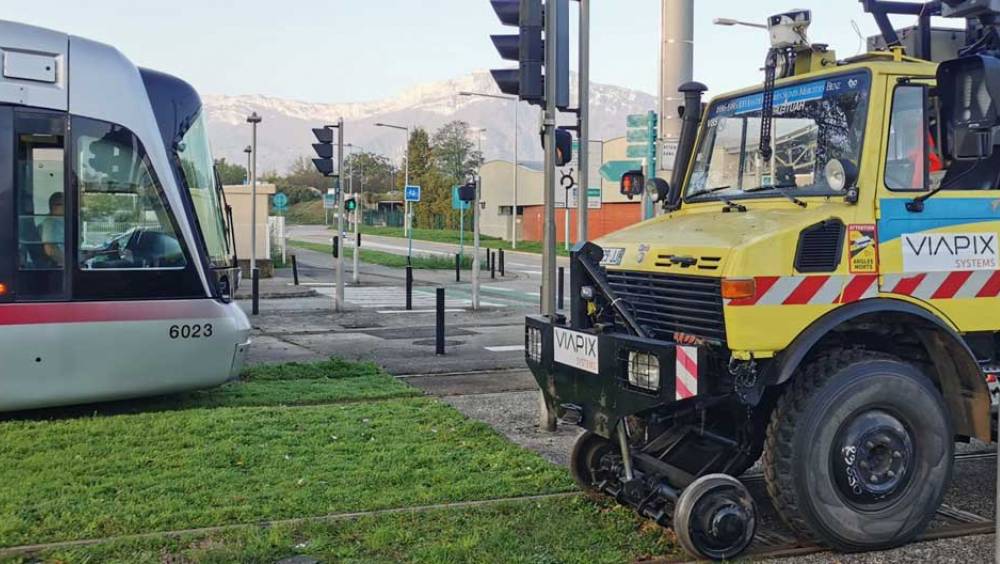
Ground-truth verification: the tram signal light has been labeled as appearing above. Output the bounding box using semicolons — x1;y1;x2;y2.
542;127;573;166
312;127;337;177
489;0;569;109
345;197;357;212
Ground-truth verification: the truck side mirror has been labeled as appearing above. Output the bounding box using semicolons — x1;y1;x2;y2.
620;170;645;199
646;177;671;204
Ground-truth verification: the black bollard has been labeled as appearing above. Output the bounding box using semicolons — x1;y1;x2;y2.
435;288;445;355
332;236;339;259
490;250;496;279
291;255;299;286
455;254;461;282
252;267;260;316
499;249;505;277
357;232;362;247
405;266;413;311
558;266;565;310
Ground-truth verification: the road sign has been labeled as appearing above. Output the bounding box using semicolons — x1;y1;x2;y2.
405;185;422;202
599;160;644;182
323;194;336;209
451;185;471;210
626;145;649;159
587;187;602;209
273;193;288;211
627;114;652;128
626;129;649;143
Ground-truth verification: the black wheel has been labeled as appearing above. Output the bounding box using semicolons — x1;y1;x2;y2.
570;431;615;492
674;474;757;561
763;348;954;551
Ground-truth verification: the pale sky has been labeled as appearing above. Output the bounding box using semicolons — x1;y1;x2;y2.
4;1;957;102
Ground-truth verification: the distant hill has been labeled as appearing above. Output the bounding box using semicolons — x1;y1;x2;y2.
203;70;657;175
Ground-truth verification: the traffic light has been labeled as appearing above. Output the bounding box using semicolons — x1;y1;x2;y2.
312;127;336;177
554;127;572;166
458;182;477;202
345;197;357;212
489;0;569;109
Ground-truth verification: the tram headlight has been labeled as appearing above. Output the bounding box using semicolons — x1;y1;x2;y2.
627;351;660;391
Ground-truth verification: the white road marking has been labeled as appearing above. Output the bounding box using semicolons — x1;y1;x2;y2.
485;345;526;352
483;285;541;297
377;309;465;314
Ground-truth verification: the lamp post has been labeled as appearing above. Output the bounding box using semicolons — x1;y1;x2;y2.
243;145;252;185
469;127;487;311
459;91;520;248
375;122;412;262
712;17;767;29
345;143;366;285
246;113;262;277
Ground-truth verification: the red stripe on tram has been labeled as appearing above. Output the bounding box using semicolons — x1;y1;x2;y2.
0;300;224;326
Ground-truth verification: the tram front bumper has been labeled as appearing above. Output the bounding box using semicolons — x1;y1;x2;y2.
524;315;706;438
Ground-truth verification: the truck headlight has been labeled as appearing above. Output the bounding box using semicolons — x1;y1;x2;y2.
526;327;543;363
627;351;660;391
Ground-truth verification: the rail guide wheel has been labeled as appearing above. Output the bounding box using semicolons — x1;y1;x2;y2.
673;473;757;561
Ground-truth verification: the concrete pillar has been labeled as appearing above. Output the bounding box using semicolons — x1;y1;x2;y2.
660;0;695;179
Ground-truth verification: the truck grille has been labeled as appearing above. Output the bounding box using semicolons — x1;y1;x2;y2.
606;270;726;343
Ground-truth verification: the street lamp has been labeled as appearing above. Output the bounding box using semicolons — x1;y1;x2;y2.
246;112;262;283
243;145;252;185
713;17;767;29
375;122;413;262
344;143;367;285
459;91;520;249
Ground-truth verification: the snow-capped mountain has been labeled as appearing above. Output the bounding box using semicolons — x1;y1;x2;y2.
203;70;658;175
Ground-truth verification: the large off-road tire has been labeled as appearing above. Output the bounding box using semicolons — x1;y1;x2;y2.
763;348;954;552
570;431;615;492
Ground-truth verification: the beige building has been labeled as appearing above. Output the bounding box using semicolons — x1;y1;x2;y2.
224;183;276;275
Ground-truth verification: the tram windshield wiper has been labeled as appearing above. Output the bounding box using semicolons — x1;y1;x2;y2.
745;183;807;208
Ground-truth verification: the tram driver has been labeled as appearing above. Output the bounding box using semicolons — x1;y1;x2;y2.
40;192;64;266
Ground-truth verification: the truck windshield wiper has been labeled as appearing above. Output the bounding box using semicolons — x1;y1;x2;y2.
745;183;807;208
691;185;749;211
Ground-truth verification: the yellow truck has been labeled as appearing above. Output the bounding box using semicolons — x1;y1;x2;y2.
526;2;1000;559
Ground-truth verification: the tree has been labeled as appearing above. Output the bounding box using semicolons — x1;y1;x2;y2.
431;121;483;184
283;156;330;191
345;151;396;199
214;158;247;186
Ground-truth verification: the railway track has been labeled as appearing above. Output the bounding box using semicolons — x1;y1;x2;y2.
645;449;998;562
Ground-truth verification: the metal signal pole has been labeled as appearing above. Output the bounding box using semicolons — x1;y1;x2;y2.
577;0;590;243
660;0;694;182
541;0;559;317
336;118;345;312
247;113;261;275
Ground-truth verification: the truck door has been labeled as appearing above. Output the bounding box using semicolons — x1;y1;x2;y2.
878;81;1000;331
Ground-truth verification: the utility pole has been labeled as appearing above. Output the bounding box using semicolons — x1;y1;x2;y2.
660;0;695;183
246;113;261;275
243;145;252;185
577;0;590;244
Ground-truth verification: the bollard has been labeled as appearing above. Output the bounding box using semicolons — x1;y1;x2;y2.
357;232;362;247
332;236;339;259
558;266;565;310
251;267;260;316
499;249;505;277
455;254;461;283
435;288;446;355
291;255;299;286
405;266;413;311
490;250;496;280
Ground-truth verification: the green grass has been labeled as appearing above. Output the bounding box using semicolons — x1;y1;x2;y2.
25;497;678;564
359;226;572;257
289;240;481;270
285;199;327;225
0;360;571;548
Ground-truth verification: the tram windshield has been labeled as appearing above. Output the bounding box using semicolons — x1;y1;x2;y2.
176;113;233;268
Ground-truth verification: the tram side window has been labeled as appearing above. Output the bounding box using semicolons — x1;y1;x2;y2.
75;118;186;270
16;115;67;299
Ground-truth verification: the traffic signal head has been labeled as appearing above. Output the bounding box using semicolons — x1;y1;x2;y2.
554;128;573;166
345;197;357;212
620;170;645;200
458;182;477;202
489;0;567;108
312;127;336;177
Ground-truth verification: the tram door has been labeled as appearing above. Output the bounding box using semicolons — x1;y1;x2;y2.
13;110;67;301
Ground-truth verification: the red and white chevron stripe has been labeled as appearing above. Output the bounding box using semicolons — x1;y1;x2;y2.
675;345;699;401
882;271;1000;300
727;275;878;307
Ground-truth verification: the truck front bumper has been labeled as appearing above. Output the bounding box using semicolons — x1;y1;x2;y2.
525;315;710;438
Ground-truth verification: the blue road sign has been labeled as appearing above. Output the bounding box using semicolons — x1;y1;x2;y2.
273;192;289;210
405;185;422;202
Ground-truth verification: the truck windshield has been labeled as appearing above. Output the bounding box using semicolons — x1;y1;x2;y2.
686;72;871;202
176;113;233;267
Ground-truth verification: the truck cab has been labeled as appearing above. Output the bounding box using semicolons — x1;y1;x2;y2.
526;20;999;560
